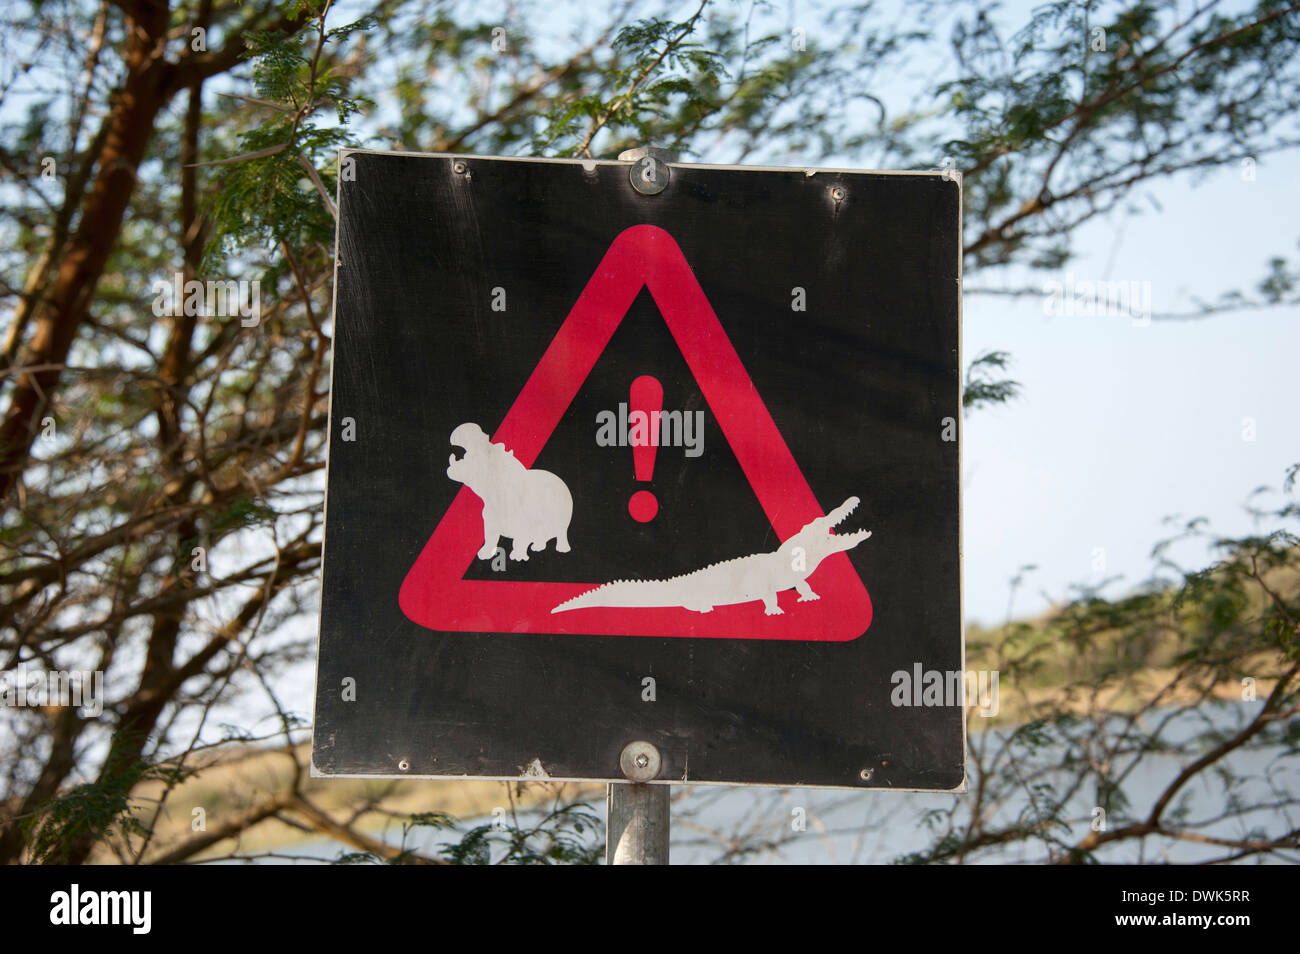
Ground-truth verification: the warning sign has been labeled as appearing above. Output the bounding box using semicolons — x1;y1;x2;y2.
399;224;871;641
314;152;963;790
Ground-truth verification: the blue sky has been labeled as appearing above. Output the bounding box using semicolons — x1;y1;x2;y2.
961;153;1299;623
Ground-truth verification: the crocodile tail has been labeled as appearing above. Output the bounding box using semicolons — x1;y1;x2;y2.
551;580;646;613
552;587;598;613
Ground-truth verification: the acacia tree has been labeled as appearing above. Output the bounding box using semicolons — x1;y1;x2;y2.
0;0;1297;864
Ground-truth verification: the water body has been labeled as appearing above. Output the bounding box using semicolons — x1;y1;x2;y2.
221;707;1295;864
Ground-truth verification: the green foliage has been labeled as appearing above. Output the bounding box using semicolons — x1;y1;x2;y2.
323;802;602;865
935;0;1300;269
25;757;196;865
431;802;602;865
962;349;1021;410
1259;253;1297;304
205;9;373;264
338;803;605;865
936;466;1300;864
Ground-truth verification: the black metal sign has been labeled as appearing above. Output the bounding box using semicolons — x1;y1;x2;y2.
312;151;963;790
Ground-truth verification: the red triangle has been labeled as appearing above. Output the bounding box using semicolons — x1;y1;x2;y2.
399;225;872;641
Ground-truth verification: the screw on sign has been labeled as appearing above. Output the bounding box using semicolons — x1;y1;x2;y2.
313;151;962;808
620;741;662;782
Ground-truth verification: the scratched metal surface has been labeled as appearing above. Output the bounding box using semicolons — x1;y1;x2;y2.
312;152;963;790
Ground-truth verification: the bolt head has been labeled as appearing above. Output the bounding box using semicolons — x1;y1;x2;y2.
629;156;669;195
619;741;661;781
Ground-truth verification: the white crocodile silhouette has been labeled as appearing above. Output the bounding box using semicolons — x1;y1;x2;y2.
552;496;869;616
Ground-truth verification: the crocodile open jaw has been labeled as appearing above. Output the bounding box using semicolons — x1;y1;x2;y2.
819;496;871;551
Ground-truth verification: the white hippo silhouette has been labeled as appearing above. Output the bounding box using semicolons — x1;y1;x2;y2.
446;423;573;561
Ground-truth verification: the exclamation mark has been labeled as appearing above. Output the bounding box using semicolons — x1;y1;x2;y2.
628;375;662;522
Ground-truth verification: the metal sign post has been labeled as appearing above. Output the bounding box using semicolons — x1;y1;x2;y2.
607;739;669;864
607;783;670;864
